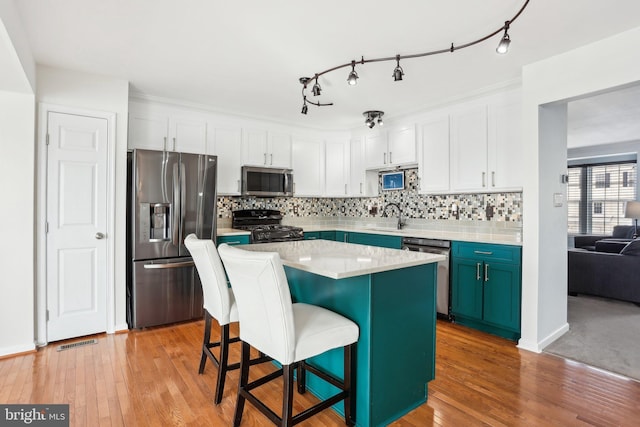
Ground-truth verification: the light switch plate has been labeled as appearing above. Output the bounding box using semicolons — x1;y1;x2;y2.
553;193;563;207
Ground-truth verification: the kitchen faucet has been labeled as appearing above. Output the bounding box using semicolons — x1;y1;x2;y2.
383;203;406;230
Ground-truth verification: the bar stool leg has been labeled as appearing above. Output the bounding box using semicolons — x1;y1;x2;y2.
282;364;295;427
199;312;213;374
214;324;230;404
233;341;251;427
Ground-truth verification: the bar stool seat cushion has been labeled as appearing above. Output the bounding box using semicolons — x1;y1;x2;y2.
292;303;359;363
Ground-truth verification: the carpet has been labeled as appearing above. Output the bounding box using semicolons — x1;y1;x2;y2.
544;295;640;381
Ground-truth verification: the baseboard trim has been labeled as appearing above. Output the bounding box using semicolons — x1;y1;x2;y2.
0;342;37;359
518;322;570;353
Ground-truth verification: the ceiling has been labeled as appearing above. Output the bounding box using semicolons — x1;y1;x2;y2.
13;0;640;132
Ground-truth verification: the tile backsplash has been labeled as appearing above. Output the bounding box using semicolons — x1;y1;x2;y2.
217;168;522;229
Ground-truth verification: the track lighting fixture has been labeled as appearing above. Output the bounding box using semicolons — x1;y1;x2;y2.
393;55;404;81
496;21;511;54
298;0;530;118
363;111;384;129
312;74;322;96
347;61;359;86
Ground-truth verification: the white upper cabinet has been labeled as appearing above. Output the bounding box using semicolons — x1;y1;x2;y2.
387;125;417;166
449;91;522;193
268;131;293;168
364;132;387;169
450;102;489;192
418;114;450;194
128;104;207;153
350;136;378;197
488;92;523;191
325;139;350;197
128;111;170;151
364;126;417;169
169;115;207;154
243;129;292;168
208;126;243;195
292;138;324;196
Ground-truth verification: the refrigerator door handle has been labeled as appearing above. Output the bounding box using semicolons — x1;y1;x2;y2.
180;160;187;242
172;162;180;247
143;260;195;269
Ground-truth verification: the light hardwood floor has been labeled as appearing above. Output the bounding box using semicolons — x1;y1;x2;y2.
1;319;639;426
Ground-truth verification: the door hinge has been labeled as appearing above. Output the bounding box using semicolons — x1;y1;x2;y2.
46;133;50;145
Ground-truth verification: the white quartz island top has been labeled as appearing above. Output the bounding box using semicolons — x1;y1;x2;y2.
235;239;445;280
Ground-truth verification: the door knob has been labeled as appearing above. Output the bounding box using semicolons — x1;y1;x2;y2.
95;232;105;240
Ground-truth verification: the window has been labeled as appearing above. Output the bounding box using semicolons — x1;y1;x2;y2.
567;161;636;235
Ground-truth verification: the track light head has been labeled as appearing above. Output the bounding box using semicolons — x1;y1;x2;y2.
312;75;322;96
496;21;511;54
393;55;404;81
347;61;359;85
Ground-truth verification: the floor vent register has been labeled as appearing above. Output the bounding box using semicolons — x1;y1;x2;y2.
57;339;98;352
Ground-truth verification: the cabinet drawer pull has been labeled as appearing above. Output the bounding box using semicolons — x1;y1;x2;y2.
482;171;486;187
484;264;489;282
476;262;481;281
360;182;363;194
492;171;496;187
474;250;493;255
225;241;242;245
389;151;393;164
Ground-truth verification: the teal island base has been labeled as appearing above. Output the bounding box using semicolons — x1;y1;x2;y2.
284;263;437;427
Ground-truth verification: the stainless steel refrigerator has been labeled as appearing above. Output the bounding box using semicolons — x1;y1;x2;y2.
127;149;217;329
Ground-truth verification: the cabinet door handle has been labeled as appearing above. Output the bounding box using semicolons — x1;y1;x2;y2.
360;182;363;194
173;137;176;150
482;171;486;187
476;262;482;281
474;250;493;255
484;264;489;282
344;183;347;195
270;153;273;165
492;171;496;187
264;153;267;165
163;137;167;151
237;179;240;193
389;151;393;164
383;152;387;164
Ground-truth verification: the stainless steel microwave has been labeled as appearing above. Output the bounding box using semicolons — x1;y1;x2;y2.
241;166;294;197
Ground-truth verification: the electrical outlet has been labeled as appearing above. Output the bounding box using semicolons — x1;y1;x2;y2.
293;205;299;214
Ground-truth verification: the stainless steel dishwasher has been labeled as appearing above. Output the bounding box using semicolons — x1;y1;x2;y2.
402;237;451;320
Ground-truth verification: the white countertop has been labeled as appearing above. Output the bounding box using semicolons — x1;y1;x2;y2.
300;225;522;246
217;225;522;246
234;240;445;280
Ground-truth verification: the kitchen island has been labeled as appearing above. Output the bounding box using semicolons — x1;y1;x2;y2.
239;240;444;427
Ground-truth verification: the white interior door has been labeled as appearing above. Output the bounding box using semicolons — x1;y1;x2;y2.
46;111;109;342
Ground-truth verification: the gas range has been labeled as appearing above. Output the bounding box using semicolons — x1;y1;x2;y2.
232;209;304;243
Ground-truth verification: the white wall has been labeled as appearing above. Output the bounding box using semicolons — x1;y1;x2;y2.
519;26;640;352
0;1;37;357
0;90;36;356
36;65;129;340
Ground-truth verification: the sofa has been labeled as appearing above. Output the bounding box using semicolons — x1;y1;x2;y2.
573;225;636;252
568;238;640;304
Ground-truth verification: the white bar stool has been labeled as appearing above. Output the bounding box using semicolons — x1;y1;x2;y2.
218;243;359;426
184;234;269;404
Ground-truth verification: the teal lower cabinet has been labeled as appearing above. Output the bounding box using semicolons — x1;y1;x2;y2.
335;231;347;242
304;230;336;240
319;230;336;241
451;241;522;340
303;231;320;240
346;232;402;249
216;235;250;246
